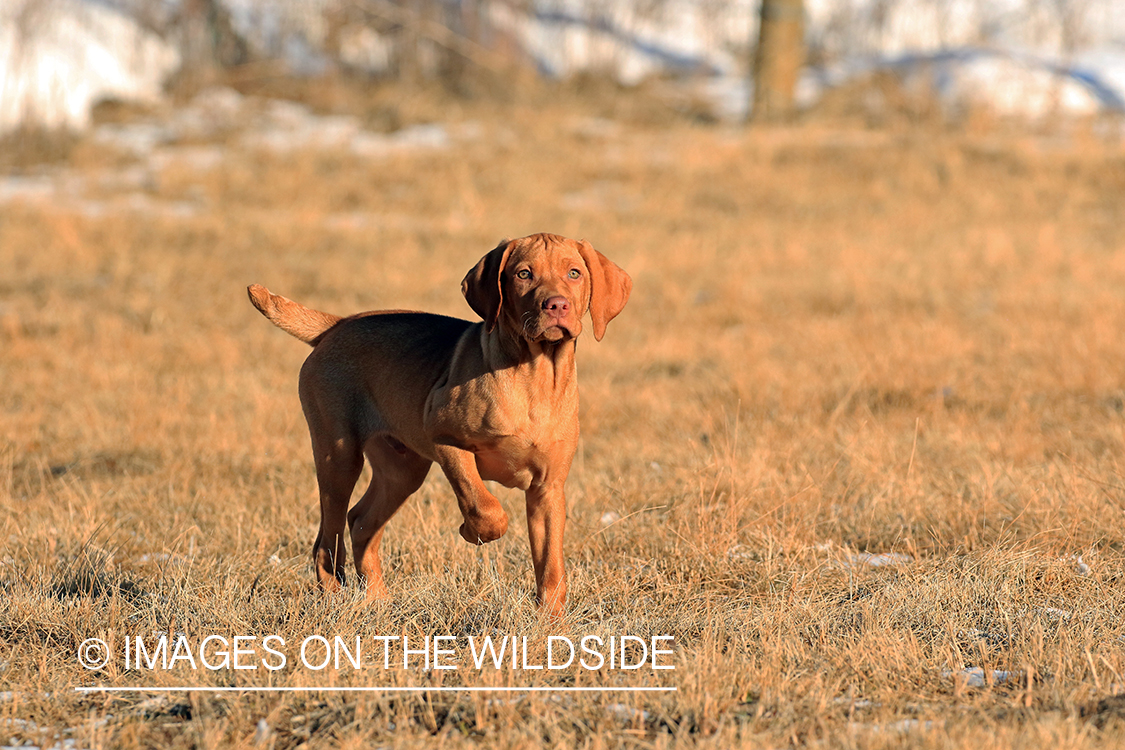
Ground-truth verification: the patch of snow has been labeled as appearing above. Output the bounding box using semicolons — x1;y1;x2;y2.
252;719;270;745
943;667;1018;687
91;123;175;155
0;175;56;204
843;552;913;568
0;0;178;132
727;544;754;560
1060;554;1091;576
850;718;937;733
1034;607;1073;621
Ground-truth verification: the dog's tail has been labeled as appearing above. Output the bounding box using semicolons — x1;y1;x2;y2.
247;285;343;345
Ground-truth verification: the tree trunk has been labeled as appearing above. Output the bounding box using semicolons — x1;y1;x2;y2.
178;0;249;88
752;0;804;122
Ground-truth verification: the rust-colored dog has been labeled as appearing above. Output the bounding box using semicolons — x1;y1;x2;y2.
247;233;631;617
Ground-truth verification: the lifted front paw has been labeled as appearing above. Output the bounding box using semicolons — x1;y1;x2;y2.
459;510;509;545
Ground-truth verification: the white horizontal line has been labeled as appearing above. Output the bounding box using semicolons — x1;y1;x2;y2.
75;686;676;693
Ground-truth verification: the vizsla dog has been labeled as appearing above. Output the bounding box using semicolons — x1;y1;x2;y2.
247;233;630;617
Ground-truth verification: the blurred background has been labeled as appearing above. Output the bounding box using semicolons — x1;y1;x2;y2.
1;0;1124;137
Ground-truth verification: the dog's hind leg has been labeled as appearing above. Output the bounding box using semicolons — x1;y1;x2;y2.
348;438;431;600
309;432;363;592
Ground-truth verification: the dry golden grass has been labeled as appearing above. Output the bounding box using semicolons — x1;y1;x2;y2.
2;80;1125;748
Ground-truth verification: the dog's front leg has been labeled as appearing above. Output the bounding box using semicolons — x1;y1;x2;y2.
434;445;509;544
525;482;567;619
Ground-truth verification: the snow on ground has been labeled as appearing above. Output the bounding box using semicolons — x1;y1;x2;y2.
1;0;1124;131
0;0;178;131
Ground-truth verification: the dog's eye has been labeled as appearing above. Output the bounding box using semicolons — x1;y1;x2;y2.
568;269;581;279
516;269;532;280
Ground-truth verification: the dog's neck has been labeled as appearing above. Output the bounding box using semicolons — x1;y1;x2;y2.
482;327;578;391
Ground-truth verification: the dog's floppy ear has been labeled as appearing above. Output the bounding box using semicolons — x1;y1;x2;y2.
576;240;631;341
462;239;513;332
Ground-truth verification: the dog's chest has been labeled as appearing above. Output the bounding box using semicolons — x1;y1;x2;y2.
473;441;539;490
426;371;578;488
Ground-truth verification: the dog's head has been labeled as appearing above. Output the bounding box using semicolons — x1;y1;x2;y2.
462;233;631;343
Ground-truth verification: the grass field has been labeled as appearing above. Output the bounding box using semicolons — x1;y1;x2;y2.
2;78;1125;748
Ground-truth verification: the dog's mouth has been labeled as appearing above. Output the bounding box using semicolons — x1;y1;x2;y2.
538;324;571;342
525;315;577;343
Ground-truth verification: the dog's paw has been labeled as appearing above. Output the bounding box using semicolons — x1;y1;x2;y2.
459;510;509;545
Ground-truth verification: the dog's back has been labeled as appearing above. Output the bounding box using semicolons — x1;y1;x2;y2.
301;310;478;457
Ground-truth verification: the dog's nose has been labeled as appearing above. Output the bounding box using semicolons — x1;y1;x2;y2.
542;296;570;317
